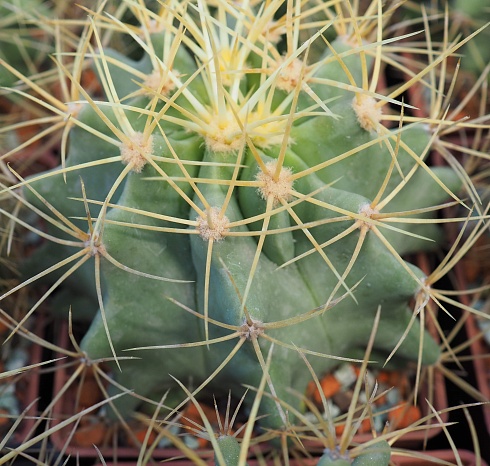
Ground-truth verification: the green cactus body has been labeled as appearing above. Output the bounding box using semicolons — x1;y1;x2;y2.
351;441;391;466
316;447;351;466
214;435;248;466
0;0;52;86
21;0;460;437
317;441;390;466
454;0;490;76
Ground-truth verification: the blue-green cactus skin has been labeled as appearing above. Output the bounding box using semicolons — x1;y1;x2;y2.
351;440;391;466
317;440;390;466
317;447;351;466
23;10;460;436
0;0;52;86
214;436;248;466
454;0;490;76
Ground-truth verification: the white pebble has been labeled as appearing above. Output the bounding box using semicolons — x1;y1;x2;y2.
0;393;20;416
358;392;368;404
158;424;180;448
322;400;341;419
303;411;320;424
334;364;357;388
386;388;401;406
184;434;200;450
5;348;29;372
373;415;386;433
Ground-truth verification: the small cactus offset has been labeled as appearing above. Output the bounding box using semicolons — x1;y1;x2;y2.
3;0;483;457
317;440;390;466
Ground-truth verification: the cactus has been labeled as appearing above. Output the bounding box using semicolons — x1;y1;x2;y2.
0;0;52;87
453;0;490;76
317;440;390;466
5;0;473;445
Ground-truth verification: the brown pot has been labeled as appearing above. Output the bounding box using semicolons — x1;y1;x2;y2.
453;217;490;433
462;303;490;433
1;314;46;447
402;47;490;445
48;316;448;459
49;320;269;461
299;367;447;454
391;449;488;466
49;321;212;459
92;449;488;465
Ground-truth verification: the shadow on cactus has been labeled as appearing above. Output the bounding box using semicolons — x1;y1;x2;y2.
1;0;484;445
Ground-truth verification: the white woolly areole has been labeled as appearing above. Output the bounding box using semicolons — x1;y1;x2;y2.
120;132;154;173
197;207;229;241
256;161;294;204
66;102;83;119
239;318;264;340
352;95;383;133
276;57;305;92
84;232;105;257
263;20;285;44
338;33;367;50
358;203;379;229
142;19;164;34
144;69;179;96
415;280;431;305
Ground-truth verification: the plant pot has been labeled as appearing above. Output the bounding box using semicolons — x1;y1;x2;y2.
48;316;447;459
462;304;490;433
390;449;488;466
49;319;268;461
92;449;488;466
454;214;490;434
1;314;46;447
296;450;488;466
299;360;447;453
402;43;490;446
49;320;210;460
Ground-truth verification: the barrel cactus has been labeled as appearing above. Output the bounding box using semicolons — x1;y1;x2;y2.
9;0;466;451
